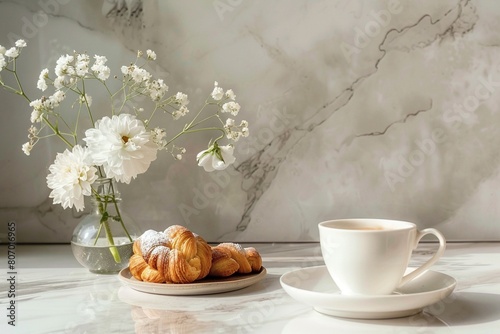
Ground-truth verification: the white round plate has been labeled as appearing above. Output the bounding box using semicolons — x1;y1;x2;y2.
118;267;266;295
280;265;456;319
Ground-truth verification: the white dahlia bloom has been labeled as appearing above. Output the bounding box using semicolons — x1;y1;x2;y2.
83;113;158;183
46;145;97;211
196;143;236;172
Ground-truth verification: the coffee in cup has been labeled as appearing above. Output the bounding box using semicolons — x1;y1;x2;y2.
318;218;446;295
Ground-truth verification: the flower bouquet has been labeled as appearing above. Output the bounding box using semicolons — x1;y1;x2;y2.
0;40;249;267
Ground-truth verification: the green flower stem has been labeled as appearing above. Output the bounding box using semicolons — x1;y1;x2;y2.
109;181;133;243
102;218;121;264
80;79;95;127
41;115;74;148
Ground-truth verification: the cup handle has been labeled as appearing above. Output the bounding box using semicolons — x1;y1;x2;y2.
399;228;446;287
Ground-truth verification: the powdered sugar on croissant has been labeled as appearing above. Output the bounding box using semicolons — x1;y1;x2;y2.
129;225;212;283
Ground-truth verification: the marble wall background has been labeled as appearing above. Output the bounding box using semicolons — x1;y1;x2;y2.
1;0;500;243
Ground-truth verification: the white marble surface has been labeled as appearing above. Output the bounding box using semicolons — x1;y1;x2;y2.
1;242;500;333
2;1;500;242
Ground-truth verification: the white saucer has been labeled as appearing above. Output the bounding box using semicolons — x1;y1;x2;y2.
280;265;456;319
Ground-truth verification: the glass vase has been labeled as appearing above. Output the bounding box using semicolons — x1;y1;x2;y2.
71;178;141;274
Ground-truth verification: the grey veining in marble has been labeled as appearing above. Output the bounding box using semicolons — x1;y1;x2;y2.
1;0;500;243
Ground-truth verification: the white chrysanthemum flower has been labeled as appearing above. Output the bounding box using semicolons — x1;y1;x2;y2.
211;81;224;101
15;39;26;48
196;143;236;172
5;47;19;58
0;45;6;54
222;101;241;116
37;68;49;91
83;113;158;184
146;49;156;60
46;145;98;211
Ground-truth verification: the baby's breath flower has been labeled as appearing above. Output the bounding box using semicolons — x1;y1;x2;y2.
225;89;236;100
30;108;42;123
75;53;90;77
122;64;151;83
5;47;19;58
49;90;66;108
37;68;49;91
151;127;167;149
22;142;32;155
91;55;110;80
15;39;26;48
171;146;186;160
55;54;75;77
171;105;189;120
224;118;249;142
211;81;224;101
175;92;189;106
0;54;6;71
148;79;168;101
79;94;92;107
222;101;241;116
146;49;156;60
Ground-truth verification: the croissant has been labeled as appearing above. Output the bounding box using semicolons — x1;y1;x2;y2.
129;225;212;283
209;243;263;277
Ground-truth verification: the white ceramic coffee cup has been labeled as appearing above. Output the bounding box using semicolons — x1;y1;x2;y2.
318;218;446;295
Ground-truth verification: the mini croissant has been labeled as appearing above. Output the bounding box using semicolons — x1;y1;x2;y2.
209;243;262;277
129;225;212;283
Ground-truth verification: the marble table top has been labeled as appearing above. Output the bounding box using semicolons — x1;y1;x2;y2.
1;242;500;333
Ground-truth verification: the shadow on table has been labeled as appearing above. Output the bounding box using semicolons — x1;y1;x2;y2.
426;291;500;325
281;292;500;333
